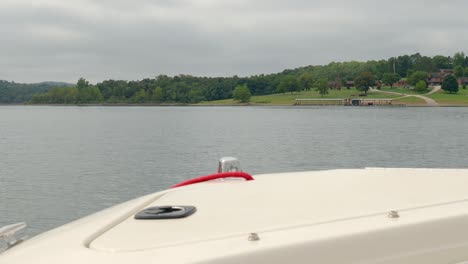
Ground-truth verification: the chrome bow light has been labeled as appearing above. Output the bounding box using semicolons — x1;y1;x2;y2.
218;157;242;173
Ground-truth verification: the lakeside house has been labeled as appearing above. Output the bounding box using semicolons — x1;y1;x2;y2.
440;69;455;75
345;81;354;89
328;79;342;90
427;72;446;86
393;80;409;87
427;69;466;86
459;77;468;86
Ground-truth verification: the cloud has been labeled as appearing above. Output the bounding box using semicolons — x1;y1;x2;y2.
0;0;467;83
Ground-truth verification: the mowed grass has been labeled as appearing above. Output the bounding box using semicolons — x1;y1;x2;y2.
427;88;468;104
380;86;468;105
380;86;428;95
392;96;426;105
198;89;400;105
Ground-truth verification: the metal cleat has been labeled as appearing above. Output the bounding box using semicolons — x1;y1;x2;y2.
0;222;27;253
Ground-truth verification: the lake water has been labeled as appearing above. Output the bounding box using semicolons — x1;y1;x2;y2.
1;106;468;237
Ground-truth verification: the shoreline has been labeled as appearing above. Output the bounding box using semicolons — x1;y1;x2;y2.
2;103;468;107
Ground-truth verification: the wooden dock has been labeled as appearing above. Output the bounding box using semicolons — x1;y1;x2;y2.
295;98;394;106
295;99;345;105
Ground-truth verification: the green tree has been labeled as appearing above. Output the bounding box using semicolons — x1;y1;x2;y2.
278;76;300;94
442;75;459;94
78;85;103;103
276;85;286;94
433;55;451;69
395;55;412;77
76;78;89;90
453;52;465;67
354;71;375;95
414;80;427;92
188;88;204;103
298;73;314;91
64;87;79;104
454;65;464;78
152;87;164;102
233;84;251;103
411;54;436;72
132;89;147;103
382;73;400;88
314;78;329;97
407;71;429;86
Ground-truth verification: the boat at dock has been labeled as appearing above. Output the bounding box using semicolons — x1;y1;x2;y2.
2;157;468;264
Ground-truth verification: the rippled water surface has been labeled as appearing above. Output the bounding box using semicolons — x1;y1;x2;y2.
1;106;468;236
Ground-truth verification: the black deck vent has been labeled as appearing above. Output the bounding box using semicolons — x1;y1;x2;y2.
135;206;196;220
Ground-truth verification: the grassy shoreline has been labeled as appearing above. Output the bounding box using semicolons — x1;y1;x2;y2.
198;87;468;106
8;102;468;107
7;87;468;107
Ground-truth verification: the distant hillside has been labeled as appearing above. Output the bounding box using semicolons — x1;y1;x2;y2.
0;80;73;103
38;81;74;87
31;52;468;104
9;51;468;105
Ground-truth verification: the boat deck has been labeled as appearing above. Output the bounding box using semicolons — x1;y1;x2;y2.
3;168;468;264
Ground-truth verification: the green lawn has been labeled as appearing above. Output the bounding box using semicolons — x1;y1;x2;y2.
392;96;426;105
198;89;400;105
380;86;428;95
427;88;468;104
198;86;468;106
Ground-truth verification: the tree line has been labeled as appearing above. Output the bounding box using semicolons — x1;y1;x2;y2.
23;51;468;104
0;81;72;103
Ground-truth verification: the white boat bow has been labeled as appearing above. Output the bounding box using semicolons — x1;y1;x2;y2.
2;159;468;264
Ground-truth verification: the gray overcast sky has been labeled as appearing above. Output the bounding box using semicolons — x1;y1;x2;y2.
1;0;467;83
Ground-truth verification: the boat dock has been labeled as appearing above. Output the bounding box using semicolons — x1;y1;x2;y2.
295;98;394;106
294;99;345;105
